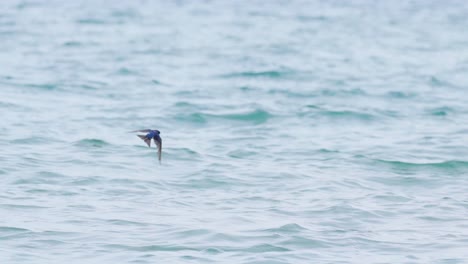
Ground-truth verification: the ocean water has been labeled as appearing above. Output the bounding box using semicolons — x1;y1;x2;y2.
1;0;468;263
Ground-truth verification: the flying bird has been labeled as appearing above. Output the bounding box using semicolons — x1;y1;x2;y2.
131;129;162;162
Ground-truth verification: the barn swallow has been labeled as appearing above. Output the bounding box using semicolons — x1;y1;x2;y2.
131;129;162;162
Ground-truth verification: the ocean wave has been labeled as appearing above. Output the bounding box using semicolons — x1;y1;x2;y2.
69;176;102;186
0;101;21;108
106;219;149;227
0;227;33;241
104;243;196;252
3;1;468;262
426;106;455;117
321;110;375;120
0;226;30;233
219;70;292;79
164;147;201;161
13;171;66;185
174;112;207;124
76;18;107;25
429;76;457;88
172;101;205;110
301;104;404;120
0;204;50;210
374;159;468;170
11;136;61;145
240;243;290;253
320;88;367;97
26;189;78;196
175;109;272;124
228;149;258;159
176;177;235;189
262;223;309;234
218;109;272;122
268;88;366;98
151;79;171;86
24;83;58;91
278;236;331;249
386;91;417;99
62;41;82;47
114;242;292;254
74;138;110;148
300;108;376;121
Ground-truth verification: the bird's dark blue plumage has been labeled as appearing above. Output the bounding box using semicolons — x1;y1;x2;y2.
131;129;162;162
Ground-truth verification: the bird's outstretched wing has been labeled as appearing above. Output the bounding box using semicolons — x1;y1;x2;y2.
130;129;151;133
154;135;162;162
137;135;151;147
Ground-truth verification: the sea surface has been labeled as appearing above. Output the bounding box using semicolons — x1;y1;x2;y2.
1;1;468;263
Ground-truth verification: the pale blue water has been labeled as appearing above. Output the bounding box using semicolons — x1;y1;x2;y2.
1;1;468;263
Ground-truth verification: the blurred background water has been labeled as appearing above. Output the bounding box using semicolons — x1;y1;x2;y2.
1;0;468;263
